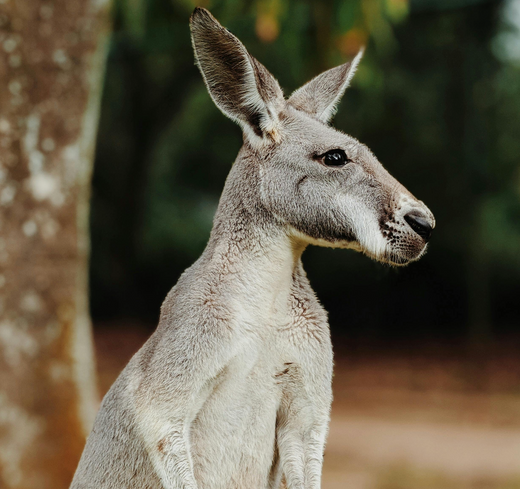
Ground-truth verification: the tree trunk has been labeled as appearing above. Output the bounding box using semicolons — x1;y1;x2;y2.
0;1;111;487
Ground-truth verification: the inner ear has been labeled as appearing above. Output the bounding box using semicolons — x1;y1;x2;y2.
190;8;284;142
288;49;363;124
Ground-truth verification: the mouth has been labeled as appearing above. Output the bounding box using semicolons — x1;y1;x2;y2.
375;213;433;266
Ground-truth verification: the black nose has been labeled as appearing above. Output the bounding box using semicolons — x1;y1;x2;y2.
404;212;433;242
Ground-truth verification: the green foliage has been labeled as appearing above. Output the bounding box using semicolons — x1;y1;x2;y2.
90;0;520;341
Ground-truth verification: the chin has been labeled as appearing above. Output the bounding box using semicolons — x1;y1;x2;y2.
360;244;428;267
384;246;428;267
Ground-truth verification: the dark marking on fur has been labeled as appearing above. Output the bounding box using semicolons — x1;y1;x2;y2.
275;368;290;378
246;112;263;137
274;362;294;378
157;438;167;455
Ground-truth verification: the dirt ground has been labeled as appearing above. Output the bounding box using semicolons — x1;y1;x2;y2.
94;322;520;489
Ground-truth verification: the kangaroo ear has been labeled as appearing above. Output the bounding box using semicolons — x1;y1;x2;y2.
190;8;284;143
288;49;364;124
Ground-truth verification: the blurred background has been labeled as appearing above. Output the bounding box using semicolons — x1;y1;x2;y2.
1;0;520;487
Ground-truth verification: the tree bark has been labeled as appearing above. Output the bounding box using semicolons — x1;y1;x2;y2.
0;1;111;487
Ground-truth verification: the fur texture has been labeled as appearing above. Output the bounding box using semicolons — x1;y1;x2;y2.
71;8;435;489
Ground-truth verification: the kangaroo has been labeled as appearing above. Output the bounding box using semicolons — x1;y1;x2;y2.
71;7;435;489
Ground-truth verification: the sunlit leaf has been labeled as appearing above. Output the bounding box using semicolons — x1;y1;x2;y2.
256;13;279;42
337;27;369;57
385;0;409;23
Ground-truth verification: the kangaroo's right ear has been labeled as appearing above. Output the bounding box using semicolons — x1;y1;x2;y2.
288;49;364;124
190;8;284;144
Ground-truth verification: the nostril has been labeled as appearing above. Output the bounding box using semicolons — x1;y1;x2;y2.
404;212;433;242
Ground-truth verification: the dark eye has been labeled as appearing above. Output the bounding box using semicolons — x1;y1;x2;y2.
321;149;350;167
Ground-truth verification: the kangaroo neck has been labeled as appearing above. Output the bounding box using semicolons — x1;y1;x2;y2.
201;156;307;320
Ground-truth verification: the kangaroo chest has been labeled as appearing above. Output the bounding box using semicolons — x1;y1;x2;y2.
189;303;326;489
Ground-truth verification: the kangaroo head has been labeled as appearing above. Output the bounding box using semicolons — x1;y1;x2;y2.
190;8;435;266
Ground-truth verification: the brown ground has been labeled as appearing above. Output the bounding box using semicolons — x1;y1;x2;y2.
94;323;520;489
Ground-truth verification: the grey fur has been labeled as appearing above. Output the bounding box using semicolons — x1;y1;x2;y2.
71;7;434;489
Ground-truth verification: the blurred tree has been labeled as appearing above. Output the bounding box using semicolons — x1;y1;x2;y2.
0;0;111;487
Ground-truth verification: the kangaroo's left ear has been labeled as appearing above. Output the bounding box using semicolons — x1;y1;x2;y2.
288;49;364;124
